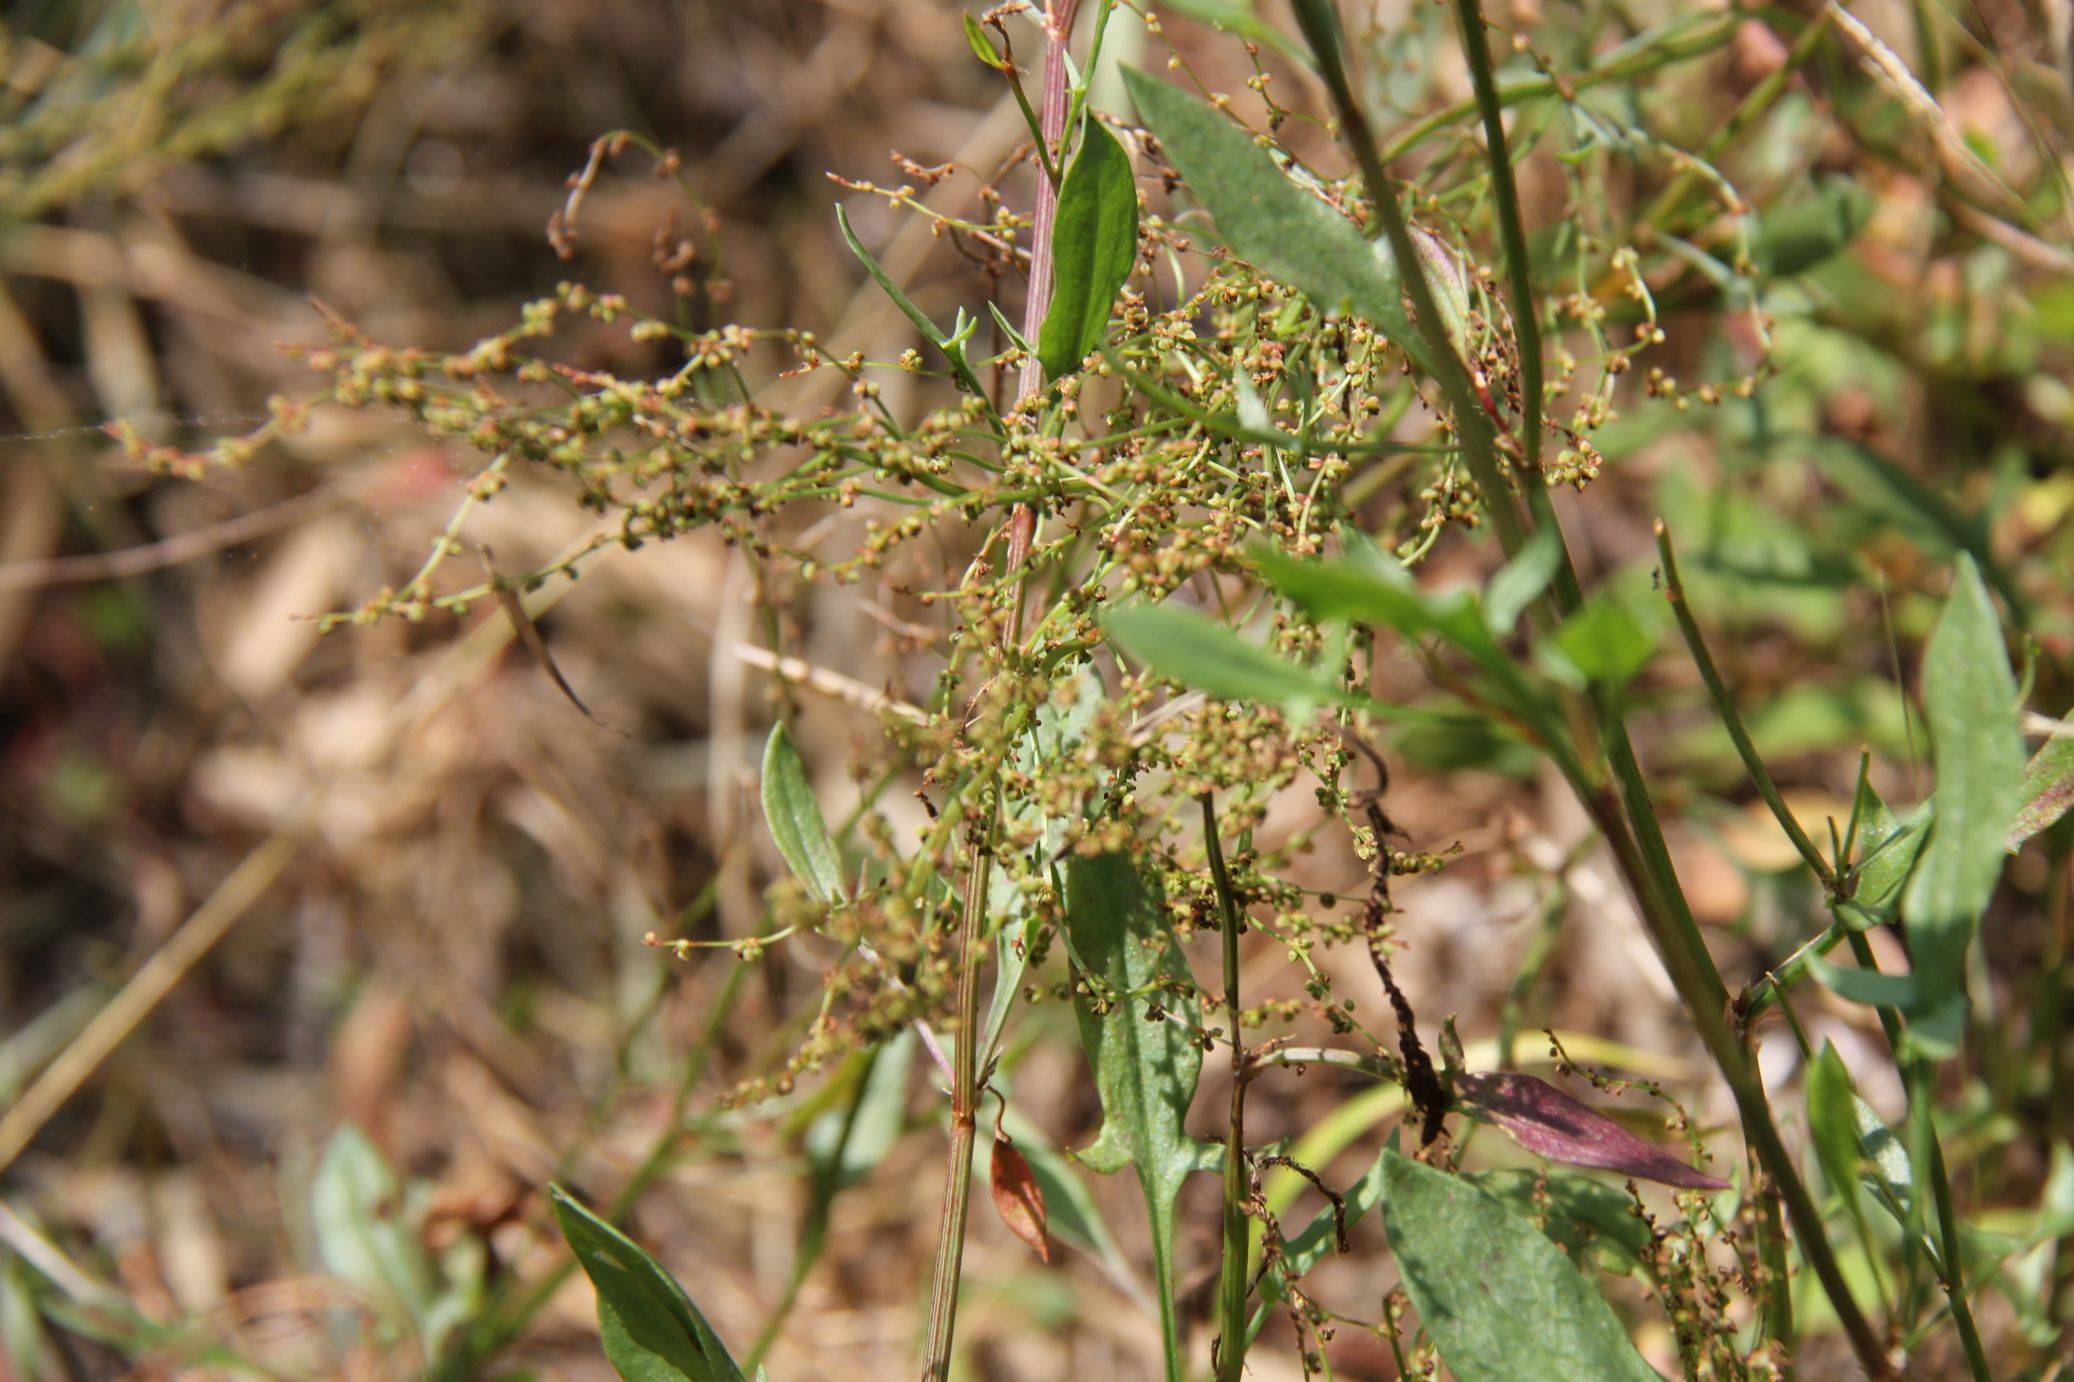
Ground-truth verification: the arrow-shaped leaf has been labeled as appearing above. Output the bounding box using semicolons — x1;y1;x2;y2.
1064;852;1213;1380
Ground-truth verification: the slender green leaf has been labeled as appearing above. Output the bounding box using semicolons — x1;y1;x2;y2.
1064;852;1214;1380
834;204;987;399
1901;555;2022;1039
1253;545;1488;653
1038;120;1138;380
1809;956;1967;1057
760;723;843;904
549;1185;747;1382
1120;66;1429;371
1806;1042;1866;1203
1101;602;1350;714
962;12;1008;70
1840;795;1928;929
1380;1152;1663;1381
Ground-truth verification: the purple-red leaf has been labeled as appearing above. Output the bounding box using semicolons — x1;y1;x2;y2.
990;1135;1051;1262
1456;1072;1727;1191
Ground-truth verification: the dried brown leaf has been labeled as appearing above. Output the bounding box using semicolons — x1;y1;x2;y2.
990;1134;1050;1263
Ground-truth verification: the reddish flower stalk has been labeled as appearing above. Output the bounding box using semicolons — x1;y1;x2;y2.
920;5;1078;1376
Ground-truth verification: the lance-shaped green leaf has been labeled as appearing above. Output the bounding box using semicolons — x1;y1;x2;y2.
1807;1042;1868;1204
1064;852;1214;1379
761;723;843;904
1120;67;1429;372
1251;543;1568;743
1839;793;1928;930
1102;602;1353;715
549;1185;747;1382
1380;1153;1664;1382
1901;555;2022;1046
1038;120;1139;380
1484;525;1561;637
1807;1041;1923;1255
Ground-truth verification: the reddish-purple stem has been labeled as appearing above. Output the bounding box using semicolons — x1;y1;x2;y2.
921;6;1077;1376
1016;0;1080;402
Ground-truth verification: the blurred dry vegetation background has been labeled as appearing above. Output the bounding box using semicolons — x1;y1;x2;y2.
1;0;2072;1377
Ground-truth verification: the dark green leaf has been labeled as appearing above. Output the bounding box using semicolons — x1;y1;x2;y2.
1380;1152;1663;1381
1901;555;2022;1037
1840;795;1928;930
1064;853;1214;1375
1038;120;1138;380
1101;602;1350;713
549;1185;746;1382
1465;1169;1655;1276
1756;177;1875;276
1120;67;1428;371
760;723;843;904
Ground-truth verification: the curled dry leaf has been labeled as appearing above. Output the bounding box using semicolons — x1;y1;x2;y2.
990;1134;1051;1263
1456;1071;1727;1191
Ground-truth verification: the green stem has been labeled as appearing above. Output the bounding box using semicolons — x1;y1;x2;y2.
920;809;999;1380
1658;519;1995;1373
1295;5;1891;1372
1657;521;1837;891
1449;0;1542;474
1202;794;1250;1382
1908;1057;1990;1380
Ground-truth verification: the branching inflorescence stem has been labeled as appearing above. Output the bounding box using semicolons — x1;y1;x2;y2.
921;4;1079;1376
